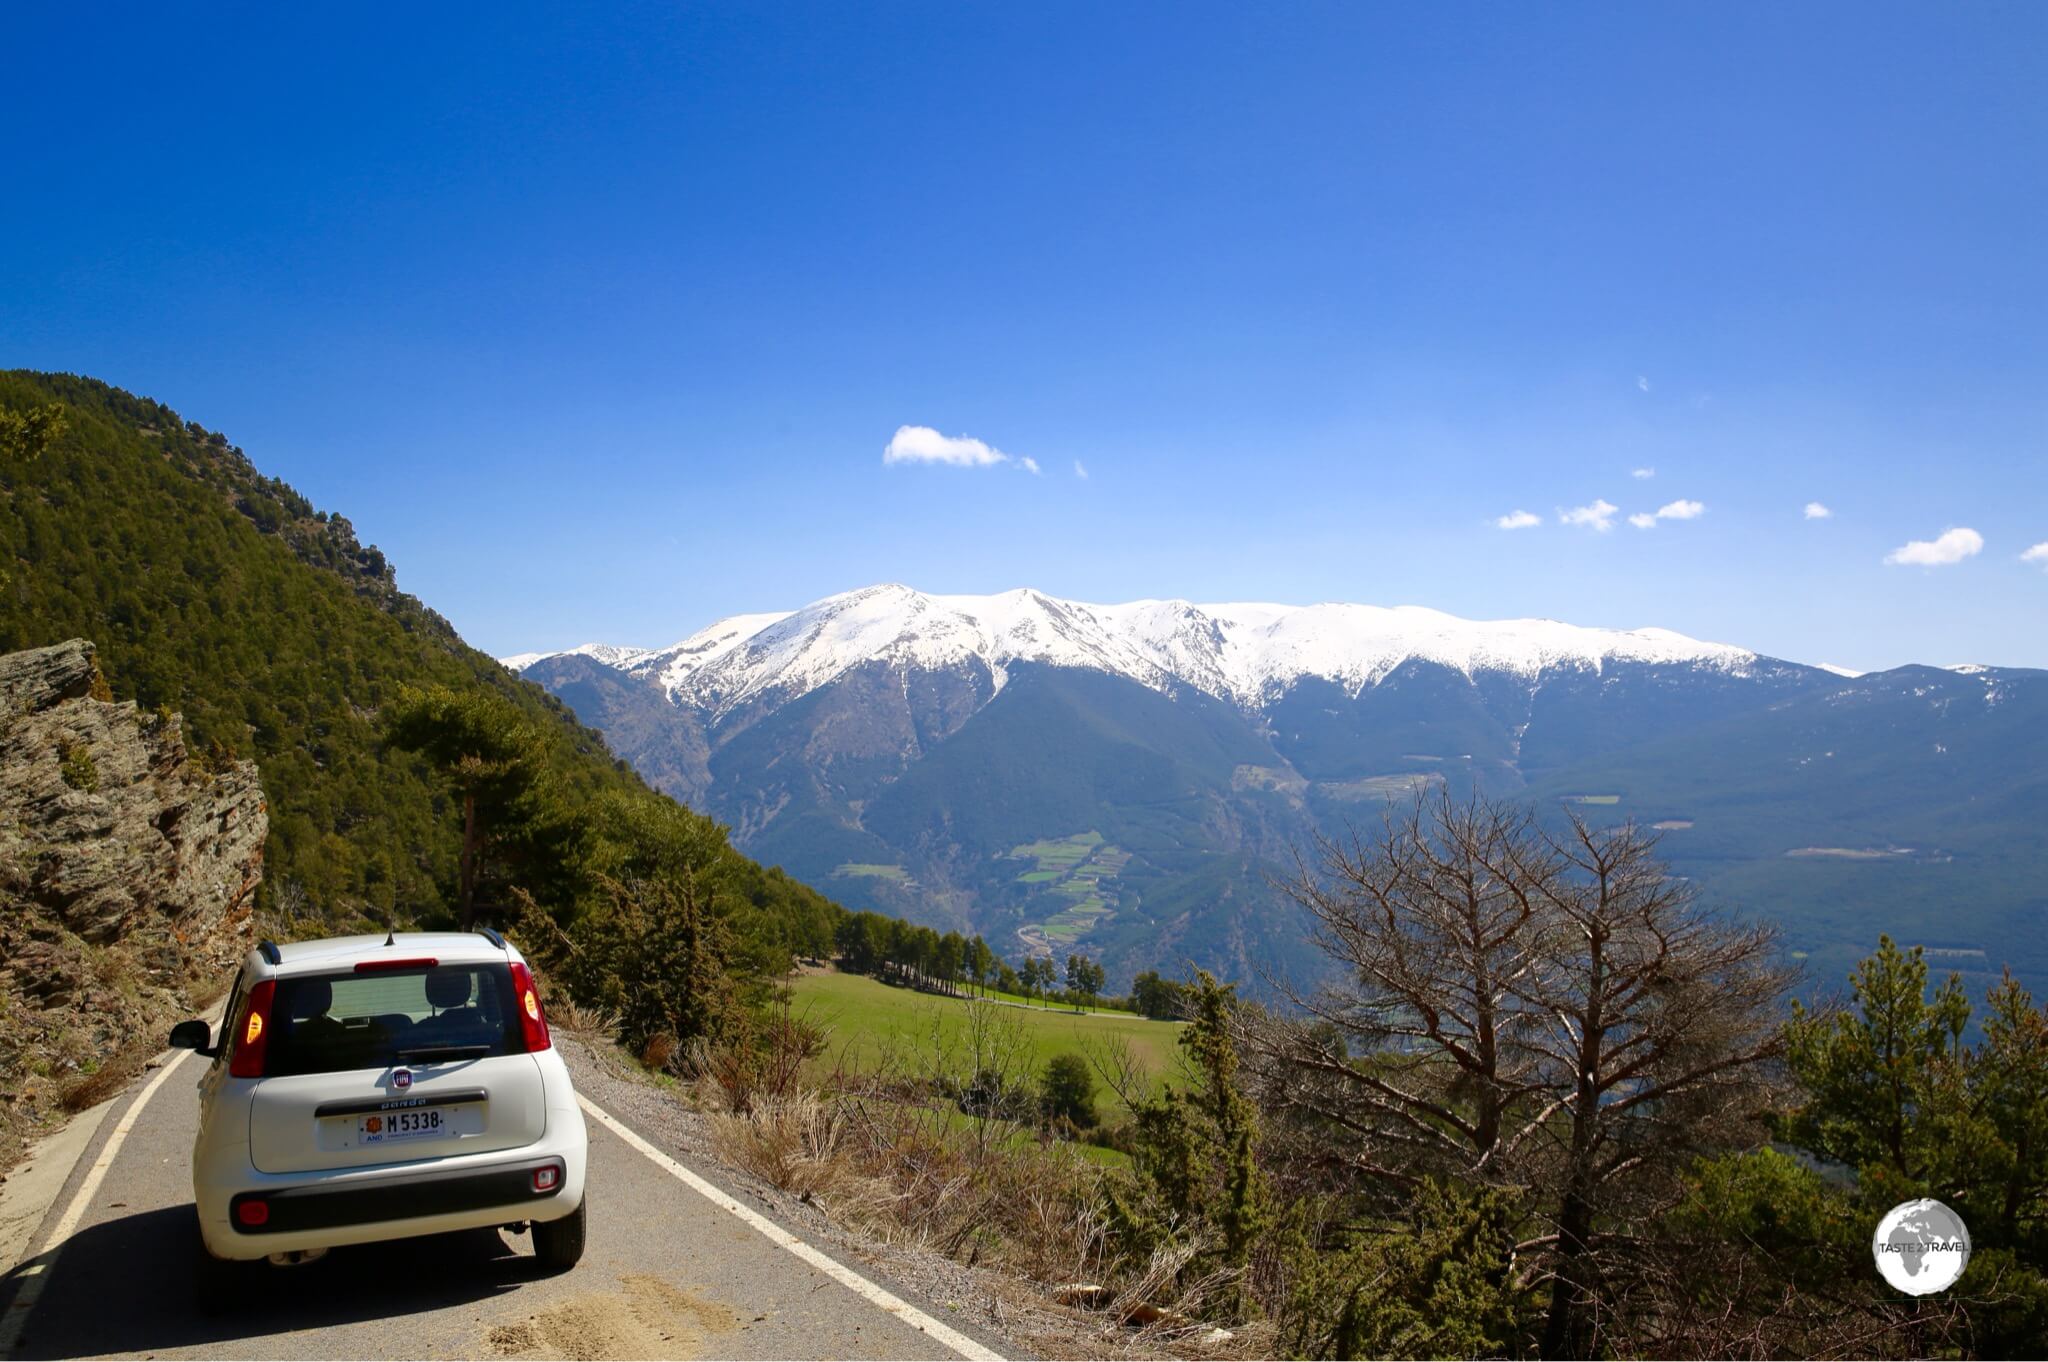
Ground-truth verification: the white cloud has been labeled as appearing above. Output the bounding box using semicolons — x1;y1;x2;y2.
1627;499;1706;530
1631;467;1655;480
2021;542;2048;567
1020;456;1041;475
1885;527;1984;567
1804;501;1832;520
1636;376;1651;392
883;425;1011;468
1560;499;1619;532
1072;459;1089;480
1494;509;1541;530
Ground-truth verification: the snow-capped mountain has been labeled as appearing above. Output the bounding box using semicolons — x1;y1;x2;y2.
504;583;1761;720
500;641;650;673
505;582;2047;1007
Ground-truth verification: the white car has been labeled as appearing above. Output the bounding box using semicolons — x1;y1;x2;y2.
169;929;589;1297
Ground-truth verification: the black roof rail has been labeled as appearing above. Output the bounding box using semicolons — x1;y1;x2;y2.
477;927;507;949
257;940;282;965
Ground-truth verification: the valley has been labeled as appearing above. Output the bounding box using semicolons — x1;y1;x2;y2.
511;586;2048;1004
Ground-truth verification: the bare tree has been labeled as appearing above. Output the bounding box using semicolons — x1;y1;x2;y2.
1516;815;1795;1357
922;998;1037;1155
1256;791;1796;1359
1084;1033;1156;1114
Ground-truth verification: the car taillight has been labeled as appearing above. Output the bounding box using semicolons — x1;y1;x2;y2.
235;1197;270;1227
508;962;551;1052
532;1165;559;1193
229;979;275;1078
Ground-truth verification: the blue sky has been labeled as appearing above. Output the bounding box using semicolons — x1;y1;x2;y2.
5;3;2045;670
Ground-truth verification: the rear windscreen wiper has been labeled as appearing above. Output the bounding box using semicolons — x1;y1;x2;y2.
395;1045;492;1063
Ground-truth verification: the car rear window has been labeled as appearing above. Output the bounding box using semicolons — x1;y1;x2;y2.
265;963;523;1076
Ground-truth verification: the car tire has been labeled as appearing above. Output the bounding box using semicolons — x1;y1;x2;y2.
532;1197;586;1272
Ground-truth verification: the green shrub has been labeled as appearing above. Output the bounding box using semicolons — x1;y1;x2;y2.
1039;1052;1097;1129
58;741;99;792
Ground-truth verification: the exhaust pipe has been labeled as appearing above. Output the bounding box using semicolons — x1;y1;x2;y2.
265;1248;329;1267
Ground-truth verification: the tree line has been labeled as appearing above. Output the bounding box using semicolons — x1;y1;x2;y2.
831;907;1185;1017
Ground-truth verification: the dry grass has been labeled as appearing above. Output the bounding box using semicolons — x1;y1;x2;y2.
706;1070;1113;1285
57;1038;156;1112
707;1091;898;1225
549;997;622;1045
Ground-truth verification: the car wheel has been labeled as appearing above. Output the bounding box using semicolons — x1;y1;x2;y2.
531;1197;586;1272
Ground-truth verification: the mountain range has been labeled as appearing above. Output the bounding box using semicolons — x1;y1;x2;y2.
509;585;2048;999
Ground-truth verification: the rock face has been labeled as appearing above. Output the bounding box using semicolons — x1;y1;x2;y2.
0;639;266;1157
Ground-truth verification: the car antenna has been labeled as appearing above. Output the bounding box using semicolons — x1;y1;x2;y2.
383;928;395;947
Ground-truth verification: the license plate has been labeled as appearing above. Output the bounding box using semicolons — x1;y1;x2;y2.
360;1106;450;1144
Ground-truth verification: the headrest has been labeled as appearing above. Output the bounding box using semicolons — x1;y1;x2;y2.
288;979;332;1020
424;967;473;1010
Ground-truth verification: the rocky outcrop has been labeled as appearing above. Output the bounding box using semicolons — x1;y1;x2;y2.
0;640;265;1159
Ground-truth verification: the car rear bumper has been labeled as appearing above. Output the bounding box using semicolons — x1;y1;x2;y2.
230;1155;566;1237
196;1112;586;1260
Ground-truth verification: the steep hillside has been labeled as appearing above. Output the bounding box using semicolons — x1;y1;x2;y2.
0;639;265;1161
0;372;834;949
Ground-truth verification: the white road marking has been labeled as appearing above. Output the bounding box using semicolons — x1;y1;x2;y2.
0;1048;193;1358
576;1092;1005;1362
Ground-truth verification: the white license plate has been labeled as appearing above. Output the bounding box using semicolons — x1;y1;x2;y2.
360;1106;451;1144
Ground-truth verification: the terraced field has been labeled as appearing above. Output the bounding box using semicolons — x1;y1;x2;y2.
832;862;912;881
1006;831;1131;953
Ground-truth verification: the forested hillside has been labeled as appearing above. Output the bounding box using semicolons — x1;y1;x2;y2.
0;371;838;974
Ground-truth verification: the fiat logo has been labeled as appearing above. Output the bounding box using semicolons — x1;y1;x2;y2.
392;1068;413;1090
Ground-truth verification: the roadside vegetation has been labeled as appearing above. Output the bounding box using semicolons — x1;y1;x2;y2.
587;794;2048;1359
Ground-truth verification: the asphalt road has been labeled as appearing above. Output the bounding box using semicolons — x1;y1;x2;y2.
0;1048;1006;1361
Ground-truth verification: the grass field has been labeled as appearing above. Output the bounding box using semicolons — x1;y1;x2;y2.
1318;772;1442;802
789;969;1183;1112
832;863;909;880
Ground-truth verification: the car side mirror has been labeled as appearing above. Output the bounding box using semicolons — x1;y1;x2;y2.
168;1019;215;1055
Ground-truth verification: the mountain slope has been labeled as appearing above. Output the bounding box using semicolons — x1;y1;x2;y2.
512;585;2046;998
0;372;843;955
1525;663;2048;994
0;638;267;1160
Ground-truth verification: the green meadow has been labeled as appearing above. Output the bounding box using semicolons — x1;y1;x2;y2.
788;969;1183;1112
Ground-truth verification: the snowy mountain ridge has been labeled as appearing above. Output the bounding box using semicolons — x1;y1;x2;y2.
505;583;1766;720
